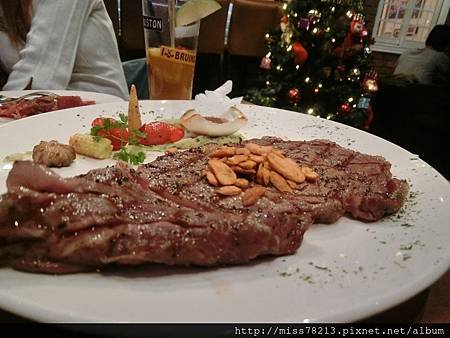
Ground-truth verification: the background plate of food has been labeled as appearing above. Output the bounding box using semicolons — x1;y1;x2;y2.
0;90;124;124
0;99;448;324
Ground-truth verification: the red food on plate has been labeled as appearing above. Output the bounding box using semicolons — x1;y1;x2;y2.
0;95;96;119
56;96;96;110
168;125;185;143
139;122;173;145
91;117;128;150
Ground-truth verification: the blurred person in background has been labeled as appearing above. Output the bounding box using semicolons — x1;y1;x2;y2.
393;24;450;86
0;0;128;99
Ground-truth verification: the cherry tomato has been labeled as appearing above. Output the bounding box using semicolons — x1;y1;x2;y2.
168;125;184;143
107;128;129;150
139;122;172;145
91;117;128;150
92;117;115;128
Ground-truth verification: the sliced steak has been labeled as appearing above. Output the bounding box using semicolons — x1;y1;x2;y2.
0;138;408;274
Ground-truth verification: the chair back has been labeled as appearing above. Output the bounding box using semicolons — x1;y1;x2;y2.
198;0;230;54
227;0;281;57
121;0;146;51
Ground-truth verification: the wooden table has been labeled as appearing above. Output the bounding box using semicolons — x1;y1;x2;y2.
0;270;448;324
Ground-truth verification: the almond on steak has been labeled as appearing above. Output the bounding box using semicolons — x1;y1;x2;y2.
232;166;257;175
249;154;265;163
302;166;320;182
209;146;236;158
235;178;249;188
267;153;305;183
262;167;271;186
236;148;251;155
208;159;237;185
216;186;242;196
245;143;273;155
256;164;264;184
239;160;257;170
272;149;285;158
287;180;297;189
206;171;219;186
242;186;266;206
227;155;249;166
270;171;292;193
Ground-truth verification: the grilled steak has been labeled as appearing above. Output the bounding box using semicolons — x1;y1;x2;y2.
0;138;408;274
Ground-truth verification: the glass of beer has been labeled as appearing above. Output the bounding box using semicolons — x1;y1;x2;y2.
142;0;200;100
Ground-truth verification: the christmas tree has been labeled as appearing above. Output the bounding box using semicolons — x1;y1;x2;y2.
246;0;379;129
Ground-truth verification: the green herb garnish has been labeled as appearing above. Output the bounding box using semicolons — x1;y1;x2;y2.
113;147;146;165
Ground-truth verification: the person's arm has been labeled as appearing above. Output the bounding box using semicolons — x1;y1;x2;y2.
3;0;96;90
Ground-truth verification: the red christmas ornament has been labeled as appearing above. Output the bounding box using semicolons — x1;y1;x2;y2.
337;64;345;73
292;42;308;65
260;57;272;70
287;88;301;104
339;102;351;114
280;16;289;24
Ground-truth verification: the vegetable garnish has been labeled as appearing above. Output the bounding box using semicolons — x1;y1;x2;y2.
113;147;146;165
139;122;185;146
90;115;129;150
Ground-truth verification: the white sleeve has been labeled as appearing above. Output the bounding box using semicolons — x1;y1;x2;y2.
4;0;95;90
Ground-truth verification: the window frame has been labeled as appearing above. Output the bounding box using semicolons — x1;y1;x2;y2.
371;0;450;54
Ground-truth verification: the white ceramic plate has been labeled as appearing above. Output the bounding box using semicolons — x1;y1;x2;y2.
0;101;448;324
0;90;124;125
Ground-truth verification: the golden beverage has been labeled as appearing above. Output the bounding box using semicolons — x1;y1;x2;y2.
147;46;197;100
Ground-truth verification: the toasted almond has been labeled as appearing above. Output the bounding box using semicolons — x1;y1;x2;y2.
216;186;242;196
267;153;305;183
256;163;264;184
242;186;267;206
227;154;249;166
235;178;249;188
270;171;292;192
239;160;257;170
272;149;285;157
287;180;297;189
208;159;237;185
232;166;257;175
245;143;273;155
262;167;271;186
206;171;219;186
236;148;251;155
249;154;265;163
209;146;236;158
302;166;320;182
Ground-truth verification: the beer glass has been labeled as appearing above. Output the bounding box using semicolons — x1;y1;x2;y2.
142;0;200;100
